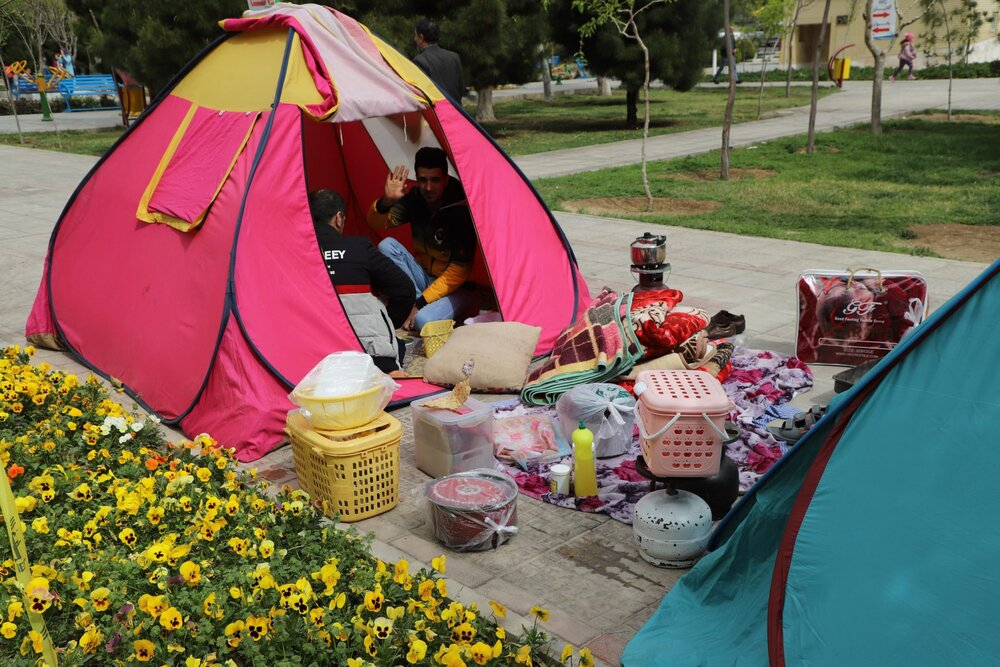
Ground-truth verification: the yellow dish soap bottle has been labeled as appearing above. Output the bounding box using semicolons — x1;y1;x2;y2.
572;420;598;497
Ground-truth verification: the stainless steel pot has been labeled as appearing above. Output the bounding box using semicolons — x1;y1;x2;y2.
631;232;667;266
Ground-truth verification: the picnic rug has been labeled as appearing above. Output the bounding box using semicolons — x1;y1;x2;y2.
494;346;814;524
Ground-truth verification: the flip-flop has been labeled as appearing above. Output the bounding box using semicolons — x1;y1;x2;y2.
767;404;827;443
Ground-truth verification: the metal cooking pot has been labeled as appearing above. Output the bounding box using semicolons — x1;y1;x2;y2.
631;232;667;267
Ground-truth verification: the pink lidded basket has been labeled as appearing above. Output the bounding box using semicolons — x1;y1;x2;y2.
633;370;732;477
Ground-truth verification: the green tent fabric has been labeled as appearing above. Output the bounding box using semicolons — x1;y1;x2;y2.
623;258;1000;667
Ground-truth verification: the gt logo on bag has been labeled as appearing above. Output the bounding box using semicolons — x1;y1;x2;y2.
843;299;882;316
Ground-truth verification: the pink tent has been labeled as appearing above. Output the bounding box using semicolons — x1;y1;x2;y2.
25;4;589;461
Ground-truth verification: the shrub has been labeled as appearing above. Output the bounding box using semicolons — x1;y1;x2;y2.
0;346;586;667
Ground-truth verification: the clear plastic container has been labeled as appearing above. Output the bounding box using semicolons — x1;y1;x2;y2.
411;398;495;478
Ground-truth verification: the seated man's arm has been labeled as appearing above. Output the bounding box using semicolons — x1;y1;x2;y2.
419;261;472;307
416;213;476;307
367;242;416;328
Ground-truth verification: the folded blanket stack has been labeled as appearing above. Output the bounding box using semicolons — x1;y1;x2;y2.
520;289;644;406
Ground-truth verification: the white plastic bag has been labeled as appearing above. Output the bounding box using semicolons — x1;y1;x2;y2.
555;383;636;458
289;352;399;429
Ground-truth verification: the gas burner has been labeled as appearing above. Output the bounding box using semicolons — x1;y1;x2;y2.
631;262;671;291
630;232;669;292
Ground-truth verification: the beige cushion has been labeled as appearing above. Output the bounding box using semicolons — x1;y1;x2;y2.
424;322;542;391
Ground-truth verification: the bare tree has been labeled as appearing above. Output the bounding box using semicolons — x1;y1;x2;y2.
0;4;24;142
721;0;736;180
806;0;832;153
784;0;808;97
920;0;982;121
754;0;795;118
862;0;924;134
573;0;672;211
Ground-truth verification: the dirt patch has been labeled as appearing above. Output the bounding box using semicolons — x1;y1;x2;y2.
793;145;842;154
912;113;1000;125
664;167;776;182
562;197;722;217
901;224;1000;263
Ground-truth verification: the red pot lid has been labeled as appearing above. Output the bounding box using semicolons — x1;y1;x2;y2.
425;471;517;511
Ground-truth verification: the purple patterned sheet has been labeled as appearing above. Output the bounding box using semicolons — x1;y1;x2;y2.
494;347;814;524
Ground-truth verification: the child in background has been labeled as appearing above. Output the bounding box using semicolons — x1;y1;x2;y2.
890;33;917;81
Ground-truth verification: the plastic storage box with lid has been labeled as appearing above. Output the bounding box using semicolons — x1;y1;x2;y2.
411;398;495;478
285;410;401;522
633;370;732;477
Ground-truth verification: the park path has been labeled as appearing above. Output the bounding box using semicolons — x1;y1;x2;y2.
513;78;1000;179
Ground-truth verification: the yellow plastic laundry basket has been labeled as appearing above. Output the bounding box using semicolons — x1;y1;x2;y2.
420;319;454;358
286;410;401;522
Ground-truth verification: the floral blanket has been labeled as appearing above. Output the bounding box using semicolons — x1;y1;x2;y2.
494;347;813;524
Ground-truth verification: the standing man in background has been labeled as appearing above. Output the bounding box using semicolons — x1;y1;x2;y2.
413;18;465;101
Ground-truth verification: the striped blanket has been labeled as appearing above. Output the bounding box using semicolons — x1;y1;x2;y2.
520;289;644;406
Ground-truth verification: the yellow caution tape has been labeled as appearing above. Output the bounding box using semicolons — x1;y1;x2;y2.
0;471;58;666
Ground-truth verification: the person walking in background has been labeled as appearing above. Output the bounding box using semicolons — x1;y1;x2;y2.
713;32;741;84
890;33;917;81
413;18;465;101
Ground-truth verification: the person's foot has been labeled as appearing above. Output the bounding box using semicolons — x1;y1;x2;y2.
907;74;916;80
889;75;895;81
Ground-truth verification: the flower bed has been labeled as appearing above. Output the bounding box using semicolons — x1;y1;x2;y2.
0;347;594;667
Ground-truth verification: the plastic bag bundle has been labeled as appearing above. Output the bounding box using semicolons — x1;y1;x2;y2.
555;383;636;458
289;351;399;430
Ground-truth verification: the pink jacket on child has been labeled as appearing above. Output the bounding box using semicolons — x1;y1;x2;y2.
899;42;916;64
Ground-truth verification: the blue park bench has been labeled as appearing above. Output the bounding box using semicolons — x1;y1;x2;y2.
9;73;121;112
57;74;121;112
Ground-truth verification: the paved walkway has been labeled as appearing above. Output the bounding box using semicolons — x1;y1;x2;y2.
515;78;1000;179
0;80;995;665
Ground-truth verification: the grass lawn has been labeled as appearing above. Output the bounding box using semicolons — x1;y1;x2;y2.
469;86;838;155
534;114;1000;256
0;85;836;157
0;126;123;155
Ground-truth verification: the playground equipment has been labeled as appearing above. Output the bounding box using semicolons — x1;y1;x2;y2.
7;60;71;121
827;44;853;88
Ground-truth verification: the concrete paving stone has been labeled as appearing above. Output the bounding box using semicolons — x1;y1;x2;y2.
584;632;629;667
389;533;494;589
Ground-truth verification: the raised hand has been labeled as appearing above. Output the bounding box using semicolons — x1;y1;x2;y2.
382;165;409;206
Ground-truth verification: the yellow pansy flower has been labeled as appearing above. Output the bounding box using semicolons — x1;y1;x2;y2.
489;600;507;619
0;621;16;639
79;624;103;653
452;621;476;644
31;516;49;534
432;555;447;573
578;647;595;667
133;639;155;661
259;539;274;558
179;561;201;585
89;587;111;612
470;640;499;665
529;605;550;622
159;606;183;630
515;644;534;666
406;638;427;663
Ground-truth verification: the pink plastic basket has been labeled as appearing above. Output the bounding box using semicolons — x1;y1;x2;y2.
634;370;732;477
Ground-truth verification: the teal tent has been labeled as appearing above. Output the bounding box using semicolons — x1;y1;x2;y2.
623;258;1000;667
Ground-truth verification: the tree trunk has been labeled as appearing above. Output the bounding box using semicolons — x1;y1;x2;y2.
476;86;495;122
806;0;832;154
625;86;639;128
0;51;24;144
757;47;770;119
633;21;653;212
864;0;887;134
541;55;553;101
940;0;953;121
721;0;736;180
596;75;612;96
786;0;804;97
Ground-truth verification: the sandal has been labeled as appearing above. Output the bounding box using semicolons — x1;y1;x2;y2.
767;404;827;443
